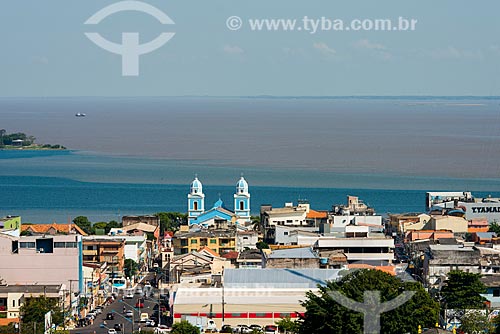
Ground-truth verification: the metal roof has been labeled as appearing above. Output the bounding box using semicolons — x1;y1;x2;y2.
267;247;318;259
224;268;340;288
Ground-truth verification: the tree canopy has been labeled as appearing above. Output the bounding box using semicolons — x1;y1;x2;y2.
440;270;487;310
170;320;200;334
299;269;439;334
72;217;122;235
156;212;186;234
20;296;63;334
124;258;139;278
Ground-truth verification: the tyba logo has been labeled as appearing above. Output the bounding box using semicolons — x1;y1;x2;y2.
84;1;175;76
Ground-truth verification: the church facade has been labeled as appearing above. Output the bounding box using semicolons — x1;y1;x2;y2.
187;176;251;227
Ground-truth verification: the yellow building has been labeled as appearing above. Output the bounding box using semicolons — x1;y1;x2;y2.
173;226;236;256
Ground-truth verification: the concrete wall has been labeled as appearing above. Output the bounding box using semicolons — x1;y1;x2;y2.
266;257;319;269
426;216;468;233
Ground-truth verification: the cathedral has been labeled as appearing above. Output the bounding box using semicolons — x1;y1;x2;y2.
187;176;251;227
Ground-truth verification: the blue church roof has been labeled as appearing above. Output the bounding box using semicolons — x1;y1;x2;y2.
213;199;224;209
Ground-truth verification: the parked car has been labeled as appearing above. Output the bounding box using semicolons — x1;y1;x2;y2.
220;325;233;333
125;310;134;318
237;325;252;334
136;287;143;295
264;325;278;334
114;324;122;332
249;324;262;332
155;325;170;334
95;307;103;314
146;319;156;327
125;291;134;299
135;300;145;308
106;313;114;320
108;329;117;334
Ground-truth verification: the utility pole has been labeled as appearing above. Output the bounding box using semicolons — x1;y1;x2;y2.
221;266;225;327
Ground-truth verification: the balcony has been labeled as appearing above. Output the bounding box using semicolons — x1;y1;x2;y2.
83;250;98;256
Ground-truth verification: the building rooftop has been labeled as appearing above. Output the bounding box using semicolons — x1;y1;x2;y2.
174;228;236;239
268;247;318;259
21;223;87;236
224;268;340;288
0;284;62;294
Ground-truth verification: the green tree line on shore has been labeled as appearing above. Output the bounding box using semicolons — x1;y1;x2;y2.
0;129;65;149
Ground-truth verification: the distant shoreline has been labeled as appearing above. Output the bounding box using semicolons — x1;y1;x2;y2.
0;145;66;151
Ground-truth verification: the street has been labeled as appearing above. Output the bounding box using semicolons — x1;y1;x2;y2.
71;273;170;334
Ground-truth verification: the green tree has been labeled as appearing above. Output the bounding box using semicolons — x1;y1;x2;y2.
0;322;17;334
20;296;63;334
256;241;269;250
299;269;439;334
459;310;493;334
489;222;500;235
441;270;487;310
124;259;139;278
0;129;6;147
276;316;299;333
156;212;186;234
171;320;200;334
93;222;108;234
72;216;93;235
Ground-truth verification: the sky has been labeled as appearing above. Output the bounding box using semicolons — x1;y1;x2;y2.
1;0;500;97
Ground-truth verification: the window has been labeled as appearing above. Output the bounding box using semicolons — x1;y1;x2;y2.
210;239;217;244
239;201;244;210
20;242;35;248
12;300;15;307
284;232;289;236
194;201;198;211
54;242;65;248
11;241;18;254
494;289;500;297
65;242;77;248
191;239;198;244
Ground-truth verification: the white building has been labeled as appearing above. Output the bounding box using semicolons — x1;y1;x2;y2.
314;226;395;264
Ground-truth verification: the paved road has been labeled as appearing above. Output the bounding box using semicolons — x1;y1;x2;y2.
72;274;169;334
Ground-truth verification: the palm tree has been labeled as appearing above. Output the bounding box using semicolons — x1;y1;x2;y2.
0;129;5;148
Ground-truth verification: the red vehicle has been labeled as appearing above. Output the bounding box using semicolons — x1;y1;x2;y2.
135;299;144;308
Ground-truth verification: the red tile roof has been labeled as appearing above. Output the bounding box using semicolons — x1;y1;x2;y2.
222;251;239;259
21;223;87;236
306;209;328;219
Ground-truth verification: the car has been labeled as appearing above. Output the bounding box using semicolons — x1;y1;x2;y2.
146;319;156;327
136;287;143;295
237;325;252;334
106;313;114;320
95;307;103;314
220;325;233;333
264;325;278;334
159;305;167;312
113;324;122;332
125;310;134;318
140;313;149;322
125;292;134;299
155;325;170;334
135;300;145;308
144;281;152;287
108;329;117;334
249;324;262;332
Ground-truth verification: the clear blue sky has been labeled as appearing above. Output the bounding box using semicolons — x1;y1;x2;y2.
1;0;500;96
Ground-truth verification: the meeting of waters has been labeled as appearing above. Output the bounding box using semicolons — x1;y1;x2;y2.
1;97;499;223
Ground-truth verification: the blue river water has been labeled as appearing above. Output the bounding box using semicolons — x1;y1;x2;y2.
1;150;499;223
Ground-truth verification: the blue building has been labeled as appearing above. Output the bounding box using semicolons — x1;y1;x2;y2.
187;176;251;227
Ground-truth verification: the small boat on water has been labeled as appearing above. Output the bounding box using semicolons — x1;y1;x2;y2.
75;113;86;117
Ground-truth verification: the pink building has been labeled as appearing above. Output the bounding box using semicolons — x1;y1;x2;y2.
0;234;83;292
